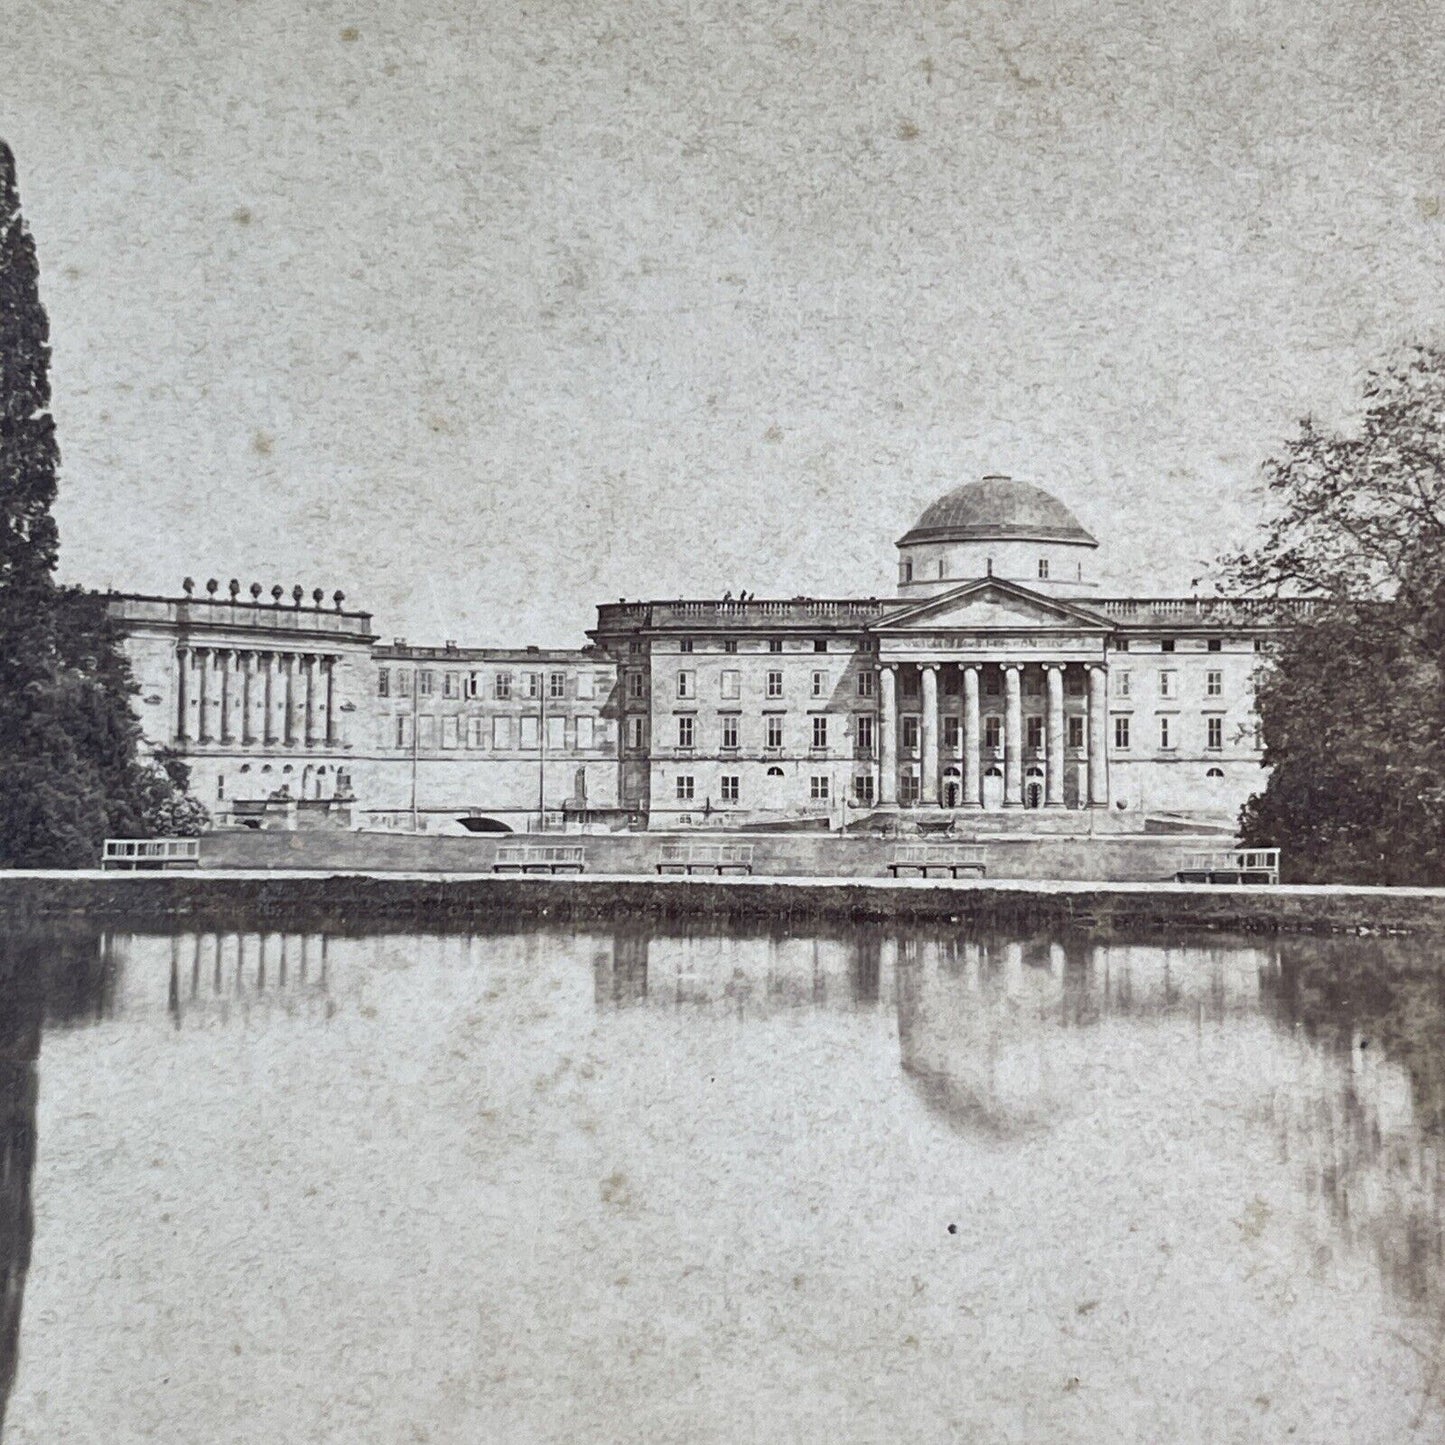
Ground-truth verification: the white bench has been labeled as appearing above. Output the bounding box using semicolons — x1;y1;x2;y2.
655;842;755;876
887;844;987;879
101;838;201;871
1175;847;1280;885
492;844;587;875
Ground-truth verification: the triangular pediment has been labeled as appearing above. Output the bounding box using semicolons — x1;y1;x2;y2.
871;578;1111;634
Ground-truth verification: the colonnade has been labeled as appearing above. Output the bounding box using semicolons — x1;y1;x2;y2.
876;660;1108;809
175;646;339;748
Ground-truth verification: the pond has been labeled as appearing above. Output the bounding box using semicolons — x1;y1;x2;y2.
1;917;1444;1442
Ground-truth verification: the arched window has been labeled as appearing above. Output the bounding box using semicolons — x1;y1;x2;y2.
766;766;784;777
1206;767;1224;779
984;766;1003;778
239;764;251;774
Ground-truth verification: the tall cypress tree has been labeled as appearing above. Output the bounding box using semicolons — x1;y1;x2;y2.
0;141;203;866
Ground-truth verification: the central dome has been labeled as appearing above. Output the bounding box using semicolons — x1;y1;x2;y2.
898;476;1097;548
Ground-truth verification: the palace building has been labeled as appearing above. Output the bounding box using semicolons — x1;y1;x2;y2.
109;477;1308;833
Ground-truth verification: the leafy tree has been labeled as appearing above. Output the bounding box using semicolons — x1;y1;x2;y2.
1224;347;1445;883
0;141;203;866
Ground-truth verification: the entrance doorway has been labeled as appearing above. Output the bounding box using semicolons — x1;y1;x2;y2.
982;766;1004;810
1025;766;1044;809
942;766;961;808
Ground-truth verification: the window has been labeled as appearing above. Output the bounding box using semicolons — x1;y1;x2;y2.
576;672;595;700
1114;638;1129;653
985;671;1001;696
492;716;512;749
1115;670;1132;698
397;668;413;697
943;716;960;749
1206;766;1225;779
1207;638;1222;653
900;774;920;803
1207;716;1223;750
1026;716;1044;749
576;716;595;749
626;716;645;750
1161;639;1176;653
676;775;695;801
1114;716;1130;749
766;715;784;749
1159;670;1178;699
419;670;435;698
524;672;541;700
721;715;739;749
549;671;566;700
724;639;738;654
494;671;512;700
377;668;390;697
901;671;919;698
984;716;1001;749
855;775;875;804
520;716;539;749
677;716;695;748
812;670;826;697
443;671;459;699
766;670;783;698
467;716;486;748
628;640;643;654
810;775;830;801
217;774;224;800
418;715;436;749
1254;639;1266;654
812;716;828;749
1068;716;1085;749
814;639;828;653
902;716;920;750
676;671;694;699
1025;671;1043;697
901;561;913;583
721;775;740;803
857;670;875;698
856;715;874;755
1206;670;1222;697
767;765;784;777
768;638;783;654
626;671;645;700
1066;671;1085;697
546;716;565;750
1159;717;1173;749
468;672;482;699
1038;557;1050;580
937;559;945;579
678;639;693;654
442;715;459;748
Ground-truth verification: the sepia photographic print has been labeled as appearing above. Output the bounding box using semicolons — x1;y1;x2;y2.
4;2;1445;1440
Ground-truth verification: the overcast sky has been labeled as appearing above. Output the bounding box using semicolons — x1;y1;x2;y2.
5;0;1444;645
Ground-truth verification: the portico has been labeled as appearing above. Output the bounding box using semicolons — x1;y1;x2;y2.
870;578;1112;812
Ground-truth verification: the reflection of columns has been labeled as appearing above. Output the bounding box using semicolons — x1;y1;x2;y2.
324;657;338;746
878;664;897;806
197;648;211;743
176;647;190;742
218;650;233;743
304;655;317;747
282;655;296;746
1045;664;1065;808
262;654;276;746
240;653;254;745
962;664;981;807
1088;664;1109;807
1002;664;1023;807
919;664;939;806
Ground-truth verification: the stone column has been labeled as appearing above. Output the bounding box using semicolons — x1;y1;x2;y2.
175;646;190;742
262;654;276;746
1002;664;1023;807
1088;664;1109;807
324;657;338;746
282;655;296;746
217;650;232;743
239;653;254;745
1045;664;1065;808
197;647;211;743
304;655;317;747
878;664;897;806
919;663;940;806
962;665;981;807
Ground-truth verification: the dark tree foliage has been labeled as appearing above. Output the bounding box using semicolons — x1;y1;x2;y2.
1223;347;1445;884
0;142;203;867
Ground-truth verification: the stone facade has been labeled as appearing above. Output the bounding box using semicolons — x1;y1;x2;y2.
109;476;1309;833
